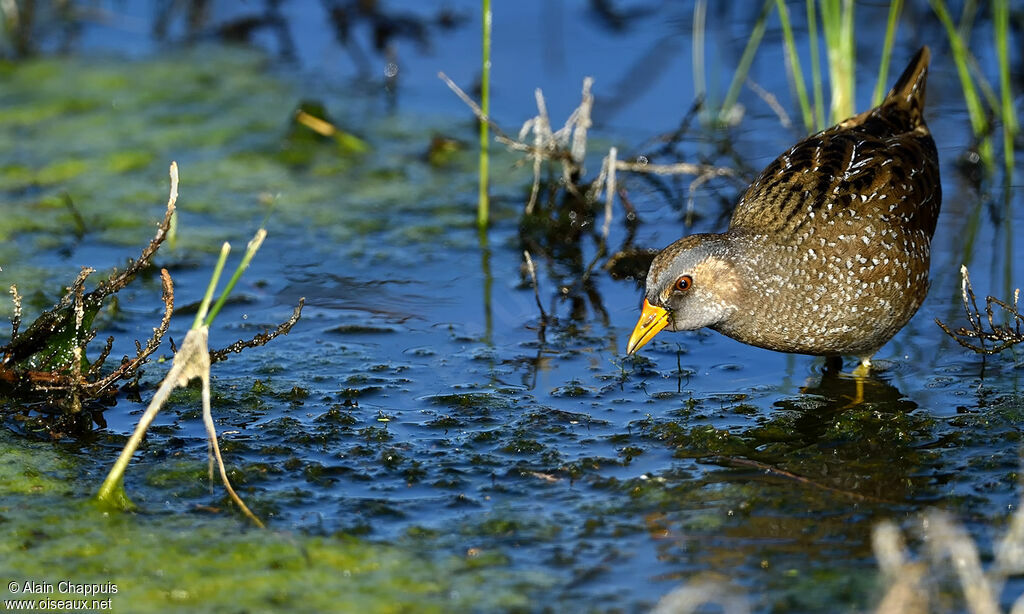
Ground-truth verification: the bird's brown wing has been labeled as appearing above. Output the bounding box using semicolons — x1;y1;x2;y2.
728;46;939;244
727;124;940;244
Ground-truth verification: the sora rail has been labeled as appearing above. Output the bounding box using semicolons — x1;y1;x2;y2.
627;46;940;369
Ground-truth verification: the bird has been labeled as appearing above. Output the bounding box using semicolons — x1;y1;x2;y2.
626;46;940;372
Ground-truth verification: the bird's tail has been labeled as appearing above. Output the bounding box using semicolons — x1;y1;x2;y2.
883;46;930;128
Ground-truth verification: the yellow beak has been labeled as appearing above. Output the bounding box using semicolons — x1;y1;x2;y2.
626;299;671;355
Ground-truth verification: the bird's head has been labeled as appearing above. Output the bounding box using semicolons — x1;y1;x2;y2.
626;234;741;354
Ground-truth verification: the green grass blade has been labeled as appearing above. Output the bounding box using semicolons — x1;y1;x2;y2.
776;0;814;133
930;0;992;164
477;0;491;229
872;0;904;106
993;0;1016;178
692;0;707;118
806;0;825;130
720;0;775;125
204;229;267;327
820;0;855;123
837;0;855;121
193;242;231;330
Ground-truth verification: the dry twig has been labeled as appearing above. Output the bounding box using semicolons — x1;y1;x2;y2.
652;578;751;614
440;72;736;237
871;494;1024;614
85;268;175;398
522;251;547;324
936;265;1023;355
209;298;305;363
0;163;179;403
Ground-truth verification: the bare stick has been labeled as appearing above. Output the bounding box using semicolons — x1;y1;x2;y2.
569;77;594;167
200;336;264;528
86;269;174;397
209;299;304;363
523;251;547;322
747;78;792;129
603;147;617;239
88;162;178;299
8;285;21;341
614;160;735;177
437;71;513;142
936;265;1024;354
718;456;895;504
70;277;86;413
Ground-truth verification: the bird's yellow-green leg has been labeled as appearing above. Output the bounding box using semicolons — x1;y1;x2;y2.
848;356;873;406
853;356;872;377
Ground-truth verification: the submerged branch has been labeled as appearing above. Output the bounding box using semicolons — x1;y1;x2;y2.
85;268;175;398
209;298;305;363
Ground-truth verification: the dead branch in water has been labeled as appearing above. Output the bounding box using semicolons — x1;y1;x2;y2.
439;72;735;230
0;164;180;407
209;298;305;363
935;265;1023;355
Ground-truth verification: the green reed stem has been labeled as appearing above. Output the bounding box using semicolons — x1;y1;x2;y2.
871;0;903;106
821;0;856;122
806;0;825;131
193;242;231;330
956;1;1001;116
205;229;267;327
776;0;813;133
955;1;1001;115
692;0;707;117
930;0;992;165
478;0;491;229
993;0;1016;178
957;0;979;45
721;0;774;125
841;1;855;103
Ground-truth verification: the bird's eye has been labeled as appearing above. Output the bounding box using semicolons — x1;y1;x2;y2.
674;275;692;292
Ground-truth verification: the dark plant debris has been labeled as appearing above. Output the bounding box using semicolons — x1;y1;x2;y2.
936;265;1023;355
1;162;305;423
1;194;177;412
210;298;305;364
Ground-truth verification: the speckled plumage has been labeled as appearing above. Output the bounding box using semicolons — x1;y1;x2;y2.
628;46;940;362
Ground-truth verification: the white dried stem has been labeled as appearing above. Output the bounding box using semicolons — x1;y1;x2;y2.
873;563;928;614
534;88;551;141
437;71;512;141
603;147;617;239
747;78;792;129
569;77;594;167
923;510;1000;614
614;160;735;177
652;579;750;614
873;520;908;576
195;328;263;528
9;285;22;339
523;251;546;321
587;153;610;204
993;489;1024;583
525;89;554;215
